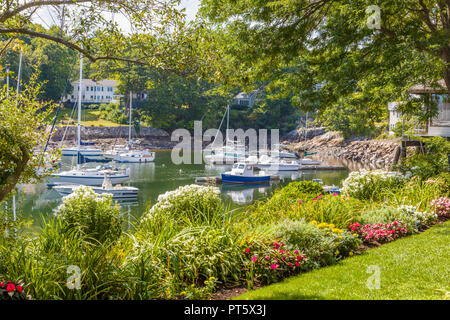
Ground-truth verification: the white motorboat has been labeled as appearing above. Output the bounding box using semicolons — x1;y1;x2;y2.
48;165;130;186
53;174;138;201
254;155;300;171
299;157;322;165
103;145;129;159
114;150;155;163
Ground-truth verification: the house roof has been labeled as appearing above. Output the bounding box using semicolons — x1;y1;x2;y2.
72;79;119;87
408;79;448;94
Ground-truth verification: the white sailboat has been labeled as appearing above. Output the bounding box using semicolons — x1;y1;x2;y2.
49;50;130;186
204;105;247;164
113;92;155;163
53;173;138;201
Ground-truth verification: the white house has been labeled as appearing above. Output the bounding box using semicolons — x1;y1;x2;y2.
389;79;450;138
232;91;258;108
66;79;122;104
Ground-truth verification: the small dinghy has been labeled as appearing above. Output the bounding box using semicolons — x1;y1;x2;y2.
221;162;271;184
53;172;138;201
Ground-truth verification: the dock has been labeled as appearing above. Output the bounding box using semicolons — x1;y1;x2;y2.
299;165;347;170
195;175;281;184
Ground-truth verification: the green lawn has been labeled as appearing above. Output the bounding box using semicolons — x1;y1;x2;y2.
237;220;450;300
52;107;125;127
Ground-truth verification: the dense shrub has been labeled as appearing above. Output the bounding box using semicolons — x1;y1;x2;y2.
394;136;450;180
430;197;450;217
0;281;28;300
54;186;122;243
273;220;360;269
243;238;308;285
358;206;419;234
342;170;405;200
141;184;222;231
349;221;408;244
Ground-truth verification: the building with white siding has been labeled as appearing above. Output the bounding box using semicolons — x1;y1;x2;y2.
66;79;122;104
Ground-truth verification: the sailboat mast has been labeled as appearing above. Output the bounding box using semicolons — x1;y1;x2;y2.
16;52;22;96
226;105;229;144
129;91;132;145
77;50;83;159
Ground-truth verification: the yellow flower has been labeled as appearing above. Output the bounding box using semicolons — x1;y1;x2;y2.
353;233;358;237
329;224;335;228
180;291;187;296
326;232;330;235
311;220;318;225
332;228;343;233
338;236;343;240
317;222;329;228
209;276;216;281
334;250;340;255
349;252;354;256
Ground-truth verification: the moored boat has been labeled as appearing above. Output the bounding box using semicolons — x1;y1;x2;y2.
221;163;271;184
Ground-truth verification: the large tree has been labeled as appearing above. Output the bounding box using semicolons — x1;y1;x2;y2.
0;0;185;64
199;0;450;117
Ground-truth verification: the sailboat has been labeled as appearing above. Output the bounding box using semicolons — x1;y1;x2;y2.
48;50;130;186
204;105;247;164
113;92;155;163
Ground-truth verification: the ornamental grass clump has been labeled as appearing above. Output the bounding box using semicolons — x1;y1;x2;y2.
295;194;362;229
54;186;122;244
341;169;404;201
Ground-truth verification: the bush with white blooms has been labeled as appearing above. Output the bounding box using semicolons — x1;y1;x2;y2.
341;170;404;200
142;184;222;224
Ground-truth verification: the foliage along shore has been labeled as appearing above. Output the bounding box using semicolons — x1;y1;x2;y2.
0;166;448;300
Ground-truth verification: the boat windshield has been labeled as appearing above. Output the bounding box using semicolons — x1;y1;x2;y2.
238;164;245;169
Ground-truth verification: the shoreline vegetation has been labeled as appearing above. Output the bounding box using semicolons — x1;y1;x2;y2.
1;168;448;300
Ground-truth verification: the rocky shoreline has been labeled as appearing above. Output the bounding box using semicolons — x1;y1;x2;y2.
284;128;400;168
49;126;176;150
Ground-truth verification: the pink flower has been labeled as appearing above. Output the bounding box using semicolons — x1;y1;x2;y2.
295;262;300;267
245;248;250;253
270;264;278;270
251;256;257;262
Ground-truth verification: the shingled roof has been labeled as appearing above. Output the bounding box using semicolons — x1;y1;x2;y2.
408;79;448;94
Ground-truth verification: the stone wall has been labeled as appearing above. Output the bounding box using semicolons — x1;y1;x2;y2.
51;126;169;141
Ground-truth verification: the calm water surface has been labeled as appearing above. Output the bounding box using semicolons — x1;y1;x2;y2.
13;151;350;227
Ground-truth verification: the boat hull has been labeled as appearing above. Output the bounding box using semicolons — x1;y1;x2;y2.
61;148;103;156
255;163;299;171
47;173;130;186
221;173;270;184
54;185;138;200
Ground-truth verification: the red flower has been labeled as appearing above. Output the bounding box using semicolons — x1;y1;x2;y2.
17;285;22;293
245;248;250;253
6;283;15;292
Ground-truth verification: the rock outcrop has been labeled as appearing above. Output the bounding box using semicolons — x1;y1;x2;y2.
287;131;400;167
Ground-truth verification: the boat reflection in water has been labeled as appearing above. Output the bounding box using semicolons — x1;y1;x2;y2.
221;183;272;205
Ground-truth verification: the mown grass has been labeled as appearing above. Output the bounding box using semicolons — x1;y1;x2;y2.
52;107;125;127
237;220;450;300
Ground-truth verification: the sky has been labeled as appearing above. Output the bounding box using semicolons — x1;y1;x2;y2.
34;0;201;33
